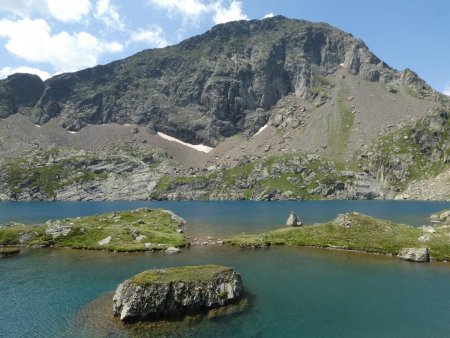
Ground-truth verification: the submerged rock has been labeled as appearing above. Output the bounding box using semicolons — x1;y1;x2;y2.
286;211;302;227
398;248;430;262
113;265;243;322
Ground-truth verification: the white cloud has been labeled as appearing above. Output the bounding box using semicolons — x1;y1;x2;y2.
148;0;247;25
0;0;46;18
149;0;210;22
0;66;51;80
130;26;169;48
443;84;450;96
46;0;91;22
0;0;91;22
263;13;274;19
95;0;125;30
0;18;123;73
212;1;247;24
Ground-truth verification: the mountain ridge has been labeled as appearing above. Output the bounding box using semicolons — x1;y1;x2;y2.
0;16;444;147
0;16;449;201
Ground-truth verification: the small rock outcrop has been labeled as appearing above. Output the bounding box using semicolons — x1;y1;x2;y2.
286;211;302;227
45;222;71;238
113;265;243;322
430;210;450;223
398;248;430;262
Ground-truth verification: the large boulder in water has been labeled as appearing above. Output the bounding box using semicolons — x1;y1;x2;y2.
113;265;243;321
398;248;430;262
286;211;302;227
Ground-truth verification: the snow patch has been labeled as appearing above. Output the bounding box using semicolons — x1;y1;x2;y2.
124;124;131;126
68;131;77;134
253;124;268;137
157;132;213;153
339;63;345;67
35;124;41;128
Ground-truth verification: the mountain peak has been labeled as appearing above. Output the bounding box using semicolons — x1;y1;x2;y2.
0;17;443;147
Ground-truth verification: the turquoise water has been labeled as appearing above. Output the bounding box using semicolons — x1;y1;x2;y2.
1;201;450;337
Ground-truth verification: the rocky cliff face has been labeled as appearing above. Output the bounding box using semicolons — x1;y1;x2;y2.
0;16;441;147
361;107;450;197
113;265;243;321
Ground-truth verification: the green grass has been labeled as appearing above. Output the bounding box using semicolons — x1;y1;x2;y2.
0;208;188;252
225;212;450;261
131;265;231;285
328;83;355;160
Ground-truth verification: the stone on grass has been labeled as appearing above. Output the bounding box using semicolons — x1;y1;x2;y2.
398;248;430;262
98;236;112;246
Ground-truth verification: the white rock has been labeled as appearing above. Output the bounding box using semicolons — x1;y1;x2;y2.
398;248;429;262
98;236;112;246
165;246;181;253
419;225;436;233
135;235;147;242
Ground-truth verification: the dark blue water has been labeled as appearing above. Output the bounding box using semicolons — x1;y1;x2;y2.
1;200;449;236
1;201;450;338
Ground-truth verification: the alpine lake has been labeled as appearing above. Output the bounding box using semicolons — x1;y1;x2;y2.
2;200;450;338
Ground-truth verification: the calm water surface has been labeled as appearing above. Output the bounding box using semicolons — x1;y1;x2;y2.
1;201;450;337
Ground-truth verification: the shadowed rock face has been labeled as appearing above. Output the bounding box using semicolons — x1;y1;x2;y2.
113;265;243;322
0;73;44;118
0;16;440;147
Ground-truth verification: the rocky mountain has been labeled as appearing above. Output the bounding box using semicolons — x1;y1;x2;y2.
0;16;449;201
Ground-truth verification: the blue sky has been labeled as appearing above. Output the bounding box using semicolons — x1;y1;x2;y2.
0;0;448;94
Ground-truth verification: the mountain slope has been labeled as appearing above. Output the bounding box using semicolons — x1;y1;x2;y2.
0;16;444;146
0;16;448;201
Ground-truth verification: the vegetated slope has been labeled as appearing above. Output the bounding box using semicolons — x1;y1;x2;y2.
0;15;449;201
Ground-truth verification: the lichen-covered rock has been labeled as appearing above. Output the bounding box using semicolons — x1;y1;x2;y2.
113;265;243;321
398;248;430;262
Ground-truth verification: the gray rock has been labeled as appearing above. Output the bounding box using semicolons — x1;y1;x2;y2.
398;248;430;262
18;231;38;244
135;235;147;242
418;235;430;242
334;213;353;227
419;225;436;233
113;265;243;321
286;211;302;227
45;223;71;238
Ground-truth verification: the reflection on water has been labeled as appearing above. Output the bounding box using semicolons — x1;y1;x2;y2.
66;293;250;338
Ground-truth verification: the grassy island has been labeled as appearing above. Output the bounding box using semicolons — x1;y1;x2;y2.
131;265;232;285
0;208;188;252
225;212;450;261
